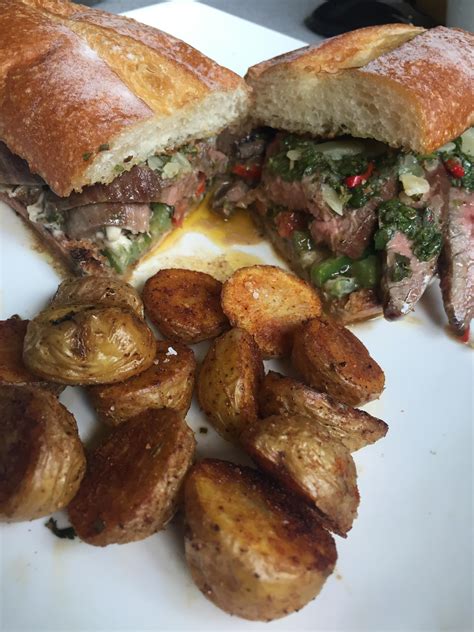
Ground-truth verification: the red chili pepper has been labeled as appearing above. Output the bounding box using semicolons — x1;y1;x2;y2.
275;211;305;238
172;200;187;227
195;174;206;198
460;326;470;344
444;158;465;179
345;161;375;188
232;163;262;180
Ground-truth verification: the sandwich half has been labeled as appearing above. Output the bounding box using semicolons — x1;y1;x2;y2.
0;0;249;276
213;25;473;334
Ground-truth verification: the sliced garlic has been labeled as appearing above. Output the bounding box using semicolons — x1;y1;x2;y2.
399;173;430;197
105;226;122;242
321;184;344;215
461;127;474;157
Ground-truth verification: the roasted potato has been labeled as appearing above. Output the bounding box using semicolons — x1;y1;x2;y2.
259;371;388;452
68;409;195;546
0;317;63;394
241;415;359;537
23;304;156;385
143;268;229;343
51;276;145;318
88;340;196;426
0;385;85;521
291;318;385;406
221;265;322;358
196;328;263;442
184;459;337;621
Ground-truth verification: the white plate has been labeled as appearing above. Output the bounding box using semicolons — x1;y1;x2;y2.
0;3;472;631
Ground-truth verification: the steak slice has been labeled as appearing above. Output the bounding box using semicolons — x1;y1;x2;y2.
439;187;474;334
381;164;450;319
65;203;151;240
0;142;44;186
310;176;398;259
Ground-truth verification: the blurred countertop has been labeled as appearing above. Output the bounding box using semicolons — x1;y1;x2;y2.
83;0;324;42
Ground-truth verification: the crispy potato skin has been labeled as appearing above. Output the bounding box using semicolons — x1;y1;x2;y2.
23;304;156;385
196;328;264;442
0;317;63;394
259;371;388;452
88;340;196;426
241;415;359;537
143;268;229;344
221;265;322;358
51;276;145;318
0;385;85;521
68;409;195;546
184;459;337;621
291;318;385;406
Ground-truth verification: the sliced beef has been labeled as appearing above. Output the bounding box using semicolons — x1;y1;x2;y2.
0;191;108;276
381;232;438;319
47;165;166;211
159;171;199;207
0;142;44;186
65;203;151;240
262;171;330;218
381;164;450;319
190;140;228;176
439;187;474;334
310;177;398;259
211;176;253;212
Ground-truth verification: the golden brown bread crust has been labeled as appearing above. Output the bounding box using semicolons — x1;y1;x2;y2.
246;24;423;80
0;0;247;195
358;26;474;151
246;25;474;153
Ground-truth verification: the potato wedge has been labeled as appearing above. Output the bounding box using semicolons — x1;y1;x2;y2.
291;318;385;406
51;276;145;318
196;328;263;442
221;265;322;358
259;371;388;452
23;304;156;385
143;268;228;343
241;415;359;537
68;409;195;546
184;459;337;621
88;340;196;426
0;317;63;394
0;385;85;522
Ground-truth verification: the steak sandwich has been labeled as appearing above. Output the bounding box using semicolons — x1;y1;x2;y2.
214;25;473;334
0;0;249;275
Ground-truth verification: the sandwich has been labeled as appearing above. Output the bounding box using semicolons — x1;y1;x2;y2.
0;0;249;276
213;25;473;334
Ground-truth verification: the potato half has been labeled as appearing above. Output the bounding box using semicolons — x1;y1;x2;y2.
196;328;263;442
88;340;196;426
221;265;322;358
291;318;385;406
184;459;337;621
0;317;63;394
51;276;144;318
241;415;359;537
23;304;156;385
143;268;229;343
259;371;388;452
0;385;85;522
68;409;195;546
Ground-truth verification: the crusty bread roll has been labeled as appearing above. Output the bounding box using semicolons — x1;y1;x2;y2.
246;25;474;153
0;0;249;196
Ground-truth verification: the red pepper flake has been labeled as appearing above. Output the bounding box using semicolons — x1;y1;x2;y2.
444;158;465;179
460;326;470;344
345;162;375;188
232;163;262;180
275;211;305;238
195;174;206;198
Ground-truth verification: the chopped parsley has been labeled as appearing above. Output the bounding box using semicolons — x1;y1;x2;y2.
98;143;110;152
438;135;473;191
82;152;92;161
45;517;76;540
375;200;443;262
390;253;411;282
